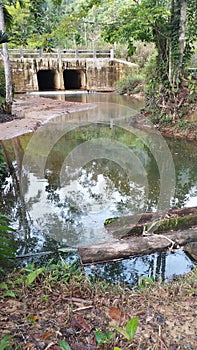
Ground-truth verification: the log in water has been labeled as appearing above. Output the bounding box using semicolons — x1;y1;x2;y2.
79;227;197;264
104;207;197;239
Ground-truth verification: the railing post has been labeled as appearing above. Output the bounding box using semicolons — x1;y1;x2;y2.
93;50;96;59
57;49;61;60
20;49;24;58
110;48;114;60
39;48;43;58
75;49;79;59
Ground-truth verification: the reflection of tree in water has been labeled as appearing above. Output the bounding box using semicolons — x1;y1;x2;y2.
44;125;161;216
166;139;197;208
85;252;168;286
44;125;197;227
37;211;85;246
45;157;146;218
0;139;32;249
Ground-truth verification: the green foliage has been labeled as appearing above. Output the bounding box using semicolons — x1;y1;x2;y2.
0;152;15;268
74;0;197;119
0;30;9;44
111;316;139;342
0;334;14;350
115;73;145;95
22;259;82;287
0;65;6;107
138;276;155;288
160;116;173;126
0;214;16;265
59;340;71;350
94;317;138;348
95;330;115;345
25;267;45;285
104;217;117;225
0;146;8;181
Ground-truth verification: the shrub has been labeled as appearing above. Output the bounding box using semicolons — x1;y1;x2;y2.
115;72;145;95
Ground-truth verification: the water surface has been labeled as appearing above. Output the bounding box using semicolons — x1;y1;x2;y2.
0;92;196;284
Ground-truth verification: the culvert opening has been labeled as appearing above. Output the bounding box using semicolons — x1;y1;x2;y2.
37;70;57;91
63;69;82;89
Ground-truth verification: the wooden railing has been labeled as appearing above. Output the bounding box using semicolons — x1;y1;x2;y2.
6;48;115;60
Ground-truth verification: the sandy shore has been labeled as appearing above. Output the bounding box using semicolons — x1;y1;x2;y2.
0;95;95;140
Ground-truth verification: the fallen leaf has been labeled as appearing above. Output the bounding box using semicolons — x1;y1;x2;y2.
71;315;91;333
24;343;35;350
108;307;129;322
42;332;53;340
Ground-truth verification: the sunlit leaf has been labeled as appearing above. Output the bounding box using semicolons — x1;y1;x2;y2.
111;325;129;340
59;340;71;350
95;330;115;344
111;316;139;341
0;282;8;290
3;290;16;298
138;276;154;287
125;316;139;340
26;267;44;285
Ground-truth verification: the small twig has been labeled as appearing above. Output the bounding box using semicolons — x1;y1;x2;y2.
63;297;93;304
146;324;168;349
44;343;56;350
157;234;180;250
73;305;93;312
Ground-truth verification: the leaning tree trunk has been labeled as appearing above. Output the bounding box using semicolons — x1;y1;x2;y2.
0;3;13;114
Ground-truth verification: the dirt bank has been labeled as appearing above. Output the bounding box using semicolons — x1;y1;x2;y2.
131;111;197;141
0;95;95;140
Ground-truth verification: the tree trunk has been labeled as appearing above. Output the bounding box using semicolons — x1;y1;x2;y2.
0;3;13;114
178;0;187;72
78;229;197;264
170;0;187;87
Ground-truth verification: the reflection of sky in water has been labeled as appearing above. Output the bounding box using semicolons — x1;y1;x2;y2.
24;160;146;246
85;250;195;286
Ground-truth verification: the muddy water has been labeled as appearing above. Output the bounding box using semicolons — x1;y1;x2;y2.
0;92;196;285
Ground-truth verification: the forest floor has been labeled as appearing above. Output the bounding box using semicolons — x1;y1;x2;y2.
0;263;197;350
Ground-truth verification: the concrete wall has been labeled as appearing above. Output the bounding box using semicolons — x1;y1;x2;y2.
8;57;138;92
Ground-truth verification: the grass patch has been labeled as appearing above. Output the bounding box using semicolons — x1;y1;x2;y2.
0;260;196;349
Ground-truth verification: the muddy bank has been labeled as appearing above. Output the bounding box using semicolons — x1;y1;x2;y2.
131;111;197;141
0;95;95;140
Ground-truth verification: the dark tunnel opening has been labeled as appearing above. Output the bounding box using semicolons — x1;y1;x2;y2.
37;70;57;91
63;69;82;89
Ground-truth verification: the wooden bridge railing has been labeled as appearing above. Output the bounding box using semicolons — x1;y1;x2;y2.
6;48;115;60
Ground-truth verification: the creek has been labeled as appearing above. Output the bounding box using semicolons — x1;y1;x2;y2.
0;92;196;286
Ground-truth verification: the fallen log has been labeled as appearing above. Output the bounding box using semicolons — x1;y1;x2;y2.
78;227;197;264
184;242;197;261
104;207;197;239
